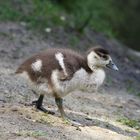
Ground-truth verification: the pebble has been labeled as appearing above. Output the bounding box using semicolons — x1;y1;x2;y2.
85;117;92;121
26;114;31;119
45;28;51;33
76;127;81;131
11;106;19;111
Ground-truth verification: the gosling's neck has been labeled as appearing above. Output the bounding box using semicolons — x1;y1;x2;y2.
90;65;105;73
92;66;106;87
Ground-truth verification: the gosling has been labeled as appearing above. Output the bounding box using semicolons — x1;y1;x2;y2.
16;47;118;125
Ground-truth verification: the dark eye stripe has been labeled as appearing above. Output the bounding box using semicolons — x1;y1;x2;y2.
96;52;103;57
94;47;109;55
96;52;108;59
102;55;108;59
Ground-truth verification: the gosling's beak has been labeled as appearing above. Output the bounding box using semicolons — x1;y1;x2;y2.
106;60;119;71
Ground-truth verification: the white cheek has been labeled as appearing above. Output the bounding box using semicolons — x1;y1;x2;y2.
101;60;108;66
87;52;98;70
99;58;110;66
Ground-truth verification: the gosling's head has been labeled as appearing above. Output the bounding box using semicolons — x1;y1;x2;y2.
87;47;119;71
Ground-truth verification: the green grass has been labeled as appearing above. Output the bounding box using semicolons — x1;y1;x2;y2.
15;130;47;137
0;1;22;21
0;0;66;30
125;79;137;94
137;92;140;97
117;117;140;130
0;0;115;37
69;36;80;47
106;76;113;86
125;79;140;97
136;136;140;140
1;0;139;50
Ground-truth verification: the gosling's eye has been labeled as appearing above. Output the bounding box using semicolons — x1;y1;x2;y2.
94;56;98;59
102;55;108;60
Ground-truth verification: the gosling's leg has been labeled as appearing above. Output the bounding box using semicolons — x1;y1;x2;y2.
55;97;82;126
55;97;67;118
32;94;54;115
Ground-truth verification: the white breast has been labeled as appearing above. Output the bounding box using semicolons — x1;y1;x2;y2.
93;69;106;87
51;68;105;97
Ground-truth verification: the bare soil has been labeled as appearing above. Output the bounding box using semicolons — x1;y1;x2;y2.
0;22;140;140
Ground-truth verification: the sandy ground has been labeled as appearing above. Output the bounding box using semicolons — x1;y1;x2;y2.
0;22;140;140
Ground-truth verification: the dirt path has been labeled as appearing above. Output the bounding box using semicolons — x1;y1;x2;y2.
0;22;140;140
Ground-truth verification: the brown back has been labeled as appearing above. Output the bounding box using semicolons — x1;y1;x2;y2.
16;48;92;83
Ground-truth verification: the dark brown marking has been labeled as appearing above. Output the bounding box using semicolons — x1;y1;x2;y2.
86;47;109;60
94;47;109;55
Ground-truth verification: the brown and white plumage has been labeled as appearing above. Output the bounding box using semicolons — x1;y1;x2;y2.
16;47;118;126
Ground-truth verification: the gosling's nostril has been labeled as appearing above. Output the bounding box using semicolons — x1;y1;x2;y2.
109;60;112;64
106;60;119;71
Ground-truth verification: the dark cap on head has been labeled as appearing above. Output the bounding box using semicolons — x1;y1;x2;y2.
93;47;109;55
87;46;109;57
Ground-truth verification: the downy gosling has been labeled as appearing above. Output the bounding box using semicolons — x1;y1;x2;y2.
16;47;118;125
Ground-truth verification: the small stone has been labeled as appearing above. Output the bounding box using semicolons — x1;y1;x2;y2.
0;110;5;113
10;122;16;125
85;112;89;115
60;16;66;21
0;99;6;103
124;57;129;63
1;104;5;108
136;70;140;74
76;127;81;131
4;90;9;94
11;106;19;111
85;117;92;121
19;112;23;115
26;114;31;119
32;120;36;122
20;21;27;27
45;28;51;33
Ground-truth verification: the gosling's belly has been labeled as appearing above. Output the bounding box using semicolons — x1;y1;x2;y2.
33;83;54;96
53;76;98;97
51;68;105;97
54;79;81;97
